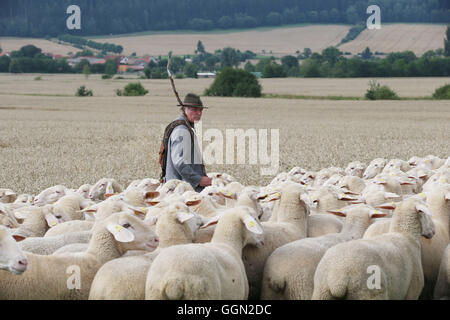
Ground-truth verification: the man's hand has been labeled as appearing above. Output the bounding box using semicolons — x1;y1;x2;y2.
199;176;212;187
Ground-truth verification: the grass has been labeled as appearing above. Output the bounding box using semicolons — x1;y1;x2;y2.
0;74;448;195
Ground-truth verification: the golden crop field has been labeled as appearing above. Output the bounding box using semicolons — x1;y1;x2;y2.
0;74;449;195
90;25;350;57
339;24;447;56
0;37;80;56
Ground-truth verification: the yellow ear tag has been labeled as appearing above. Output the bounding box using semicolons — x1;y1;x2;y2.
140;207;146;211
311;195;315;199
391;202;395;205
248;221;255;228
51;222;57;226
374;210;380;214
441;178;447;183
115;225;122;232
419;193;425;197
426;159;429;163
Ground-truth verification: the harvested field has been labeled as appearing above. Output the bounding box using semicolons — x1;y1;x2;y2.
0;37;80;55
0;74;448;195
339;23;447;56
90;25;350;57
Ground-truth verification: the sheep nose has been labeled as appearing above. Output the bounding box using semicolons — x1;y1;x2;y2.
19;259;28;266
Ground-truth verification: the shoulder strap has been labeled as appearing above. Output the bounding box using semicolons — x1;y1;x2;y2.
158;119;195;183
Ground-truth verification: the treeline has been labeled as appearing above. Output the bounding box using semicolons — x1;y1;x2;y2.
245;48;450;78
0;44;117;74
57;34;123;54
0;0;448;37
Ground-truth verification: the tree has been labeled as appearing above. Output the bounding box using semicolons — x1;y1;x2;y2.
303;48;312;59
445;25;450;57
218;16;233;29
220;47;239;68
184;63;198;78
197;40;205;54
281;55;299;69
9;60;22;73
322;46;343;66
0;55;11;72
20;44;41;58
244;61;256;72
82;64;91;78
361;47;373;60
205;68;261;97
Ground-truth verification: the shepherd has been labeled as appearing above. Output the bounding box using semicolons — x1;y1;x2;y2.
158;53;212;192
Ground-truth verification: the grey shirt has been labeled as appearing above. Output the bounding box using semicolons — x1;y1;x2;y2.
165;115;205;192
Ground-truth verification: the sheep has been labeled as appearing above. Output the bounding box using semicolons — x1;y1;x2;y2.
52;243;89;255
89;201;203;300
145;206;264;300
12;205;72;239
241;183;310;300
74;184;91;199
382;159;412;174
338;175;366;194
261;204;387;300
44;220;95;237
88;178;123;200
311;197;435;300
307;185;358;215
422;171;450;193
33;185;68;207
18;231;93;255
0;203;21;228
345;161;366;178
0;189;17;203
323;174;344;187
363;187;449;299
129;178;160;192
434;243;450;300
0;212;159;300
363;158;387;179
13;194;34;205
0;225;28;275
313;168;345;187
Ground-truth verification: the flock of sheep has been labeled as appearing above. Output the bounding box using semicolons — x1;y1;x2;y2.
0;154;449;300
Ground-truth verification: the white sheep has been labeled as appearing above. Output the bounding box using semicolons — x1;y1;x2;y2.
307;185;358;215
44;220;95;237
242;183;310;300
261;204;387;300
312;197;435;300
338;175;366;194
363;158;387;179
382;159;412;174
18;231;93;255
0;225;28;274
145;206;263;300
0;212;159;299
33;185;68;207
345;161;366;178
89;201;203;300
88;178;123;200
434;243;450;300
0;189;17;203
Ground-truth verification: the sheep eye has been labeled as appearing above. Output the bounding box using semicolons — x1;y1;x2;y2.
122;223;131;228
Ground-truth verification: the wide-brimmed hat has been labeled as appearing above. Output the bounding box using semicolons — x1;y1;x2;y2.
178;93;208;109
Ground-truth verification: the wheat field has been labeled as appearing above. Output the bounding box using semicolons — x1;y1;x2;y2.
90;25;350;57
0;74;449;195
339;23;447;56
0;37;81;56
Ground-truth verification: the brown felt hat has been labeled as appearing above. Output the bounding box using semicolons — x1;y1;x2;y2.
178;93;208;109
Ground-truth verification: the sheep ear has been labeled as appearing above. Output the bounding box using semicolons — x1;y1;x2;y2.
369;209;387;219
375;202;397;210
349;199;366;204
185;199;201;206
337;193;358;201
327;209;346;217
45;214;59;227
264;192;281;202
145;191;160;199
340;187;359;195
12;235;26;242
416;203;432;216
105;181;115;198
176;211;195;223
384;192;400;200
106;223;135;242
200;215;222;229
218;189;236;200
145;215;158;226
400;181;415;186
146;200;160;206
243;215;263;234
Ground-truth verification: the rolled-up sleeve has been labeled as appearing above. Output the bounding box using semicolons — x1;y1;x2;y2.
170;127;203;189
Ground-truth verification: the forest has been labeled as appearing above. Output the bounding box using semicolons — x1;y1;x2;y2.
0;0;448;37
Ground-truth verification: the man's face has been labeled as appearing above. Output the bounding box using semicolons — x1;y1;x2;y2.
184;106;203;123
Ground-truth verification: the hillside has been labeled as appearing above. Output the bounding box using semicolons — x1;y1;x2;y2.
0;37;80;56
339;24;447;56
90;25;350;57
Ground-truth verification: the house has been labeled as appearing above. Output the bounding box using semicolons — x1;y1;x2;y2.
197;72;216;78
